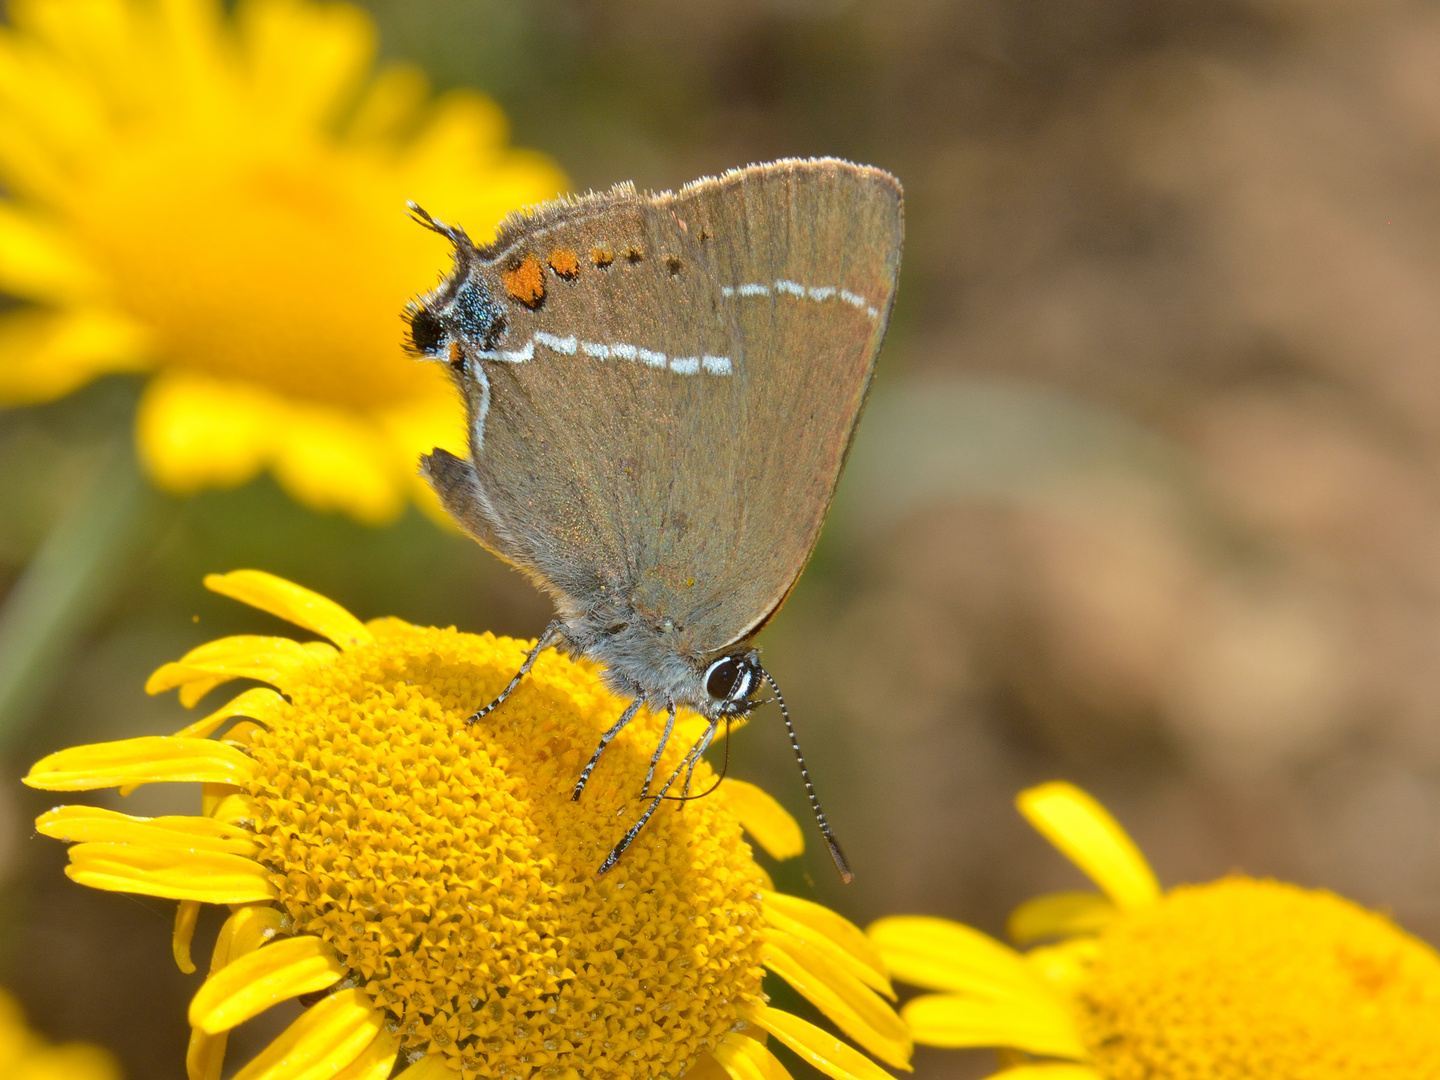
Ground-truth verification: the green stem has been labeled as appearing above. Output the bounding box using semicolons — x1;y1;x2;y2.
0;438;164;753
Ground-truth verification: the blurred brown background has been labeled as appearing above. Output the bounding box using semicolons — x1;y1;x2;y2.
6;0;1440;1077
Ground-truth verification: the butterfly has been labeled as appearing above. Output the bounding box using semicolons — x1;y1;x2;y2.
405;158;903;877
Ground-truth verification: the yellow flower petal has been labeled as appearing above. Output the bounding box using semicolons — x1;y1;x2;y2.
1006;891;1118;946
0;305;151;404
765;892;889;989
175;687;290;740
10;0;136;79
763;932;912;1069
237;0;374;132
744;1005;895;1080
868;916;1046;1000
178;677;228;709
202;780;244;817
684;1055;734;1080
0;31;107;158
211;905;286;972
401;91;515;215
344;62;428;146
0;202;106;302
900;993;1086;1060
329;1029;400;1080
188;1027;228;1080
35;804;258;854
190;935;346;1034
765;903;894;1000
713;1034;795;1080
204;571;374;649
136;371;277;494
155;0;231;95
219;720;267;748
390;1054;456;1080
0;109;70;202
146;635;324;701
5;1042;125;1080
271;403;405;525
377;376;465;455
25;736;256;789
984;1067;1101;1080
65;840;276;902
230;988;385;1080
1024;939;1099;998
719;779;804;860
66;835;276;904
210;792;263;828
175;898;202;974
1016;783;1160;910
302;640;339;662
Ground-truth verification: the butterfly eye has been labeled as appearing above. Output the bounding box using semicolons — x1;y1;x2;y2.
409;307;445;354
703;656;740;700
704;654;757;703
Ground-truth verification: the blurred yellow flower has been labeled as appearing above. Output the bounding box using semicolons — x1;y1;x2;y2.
0;0;565;523
869;782;1440;1080
0;986;121;1080
25;571;912;1080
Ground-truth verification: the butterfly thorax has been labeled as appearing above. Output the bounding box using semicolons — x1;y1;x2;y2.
559;602;734;717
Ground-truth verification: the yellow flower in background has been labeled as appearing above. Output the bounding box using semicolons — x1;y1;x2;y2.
0;986;121;1080
25;571;912;1080
869;782;1440;1080
0;0;564;523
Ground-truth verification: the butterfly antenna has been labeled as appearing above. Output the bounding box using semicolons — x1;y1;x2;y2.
761;668;853;883
407;201;474;252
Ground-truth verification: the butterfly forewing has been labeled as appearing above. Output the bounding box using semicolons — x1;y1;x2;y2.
461;191;744;617
453;159;902;651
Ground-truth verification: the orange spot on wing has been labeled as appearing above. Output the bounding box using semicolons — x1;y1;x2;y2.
591;246;614;267
548;249;580;279
502;255;546;307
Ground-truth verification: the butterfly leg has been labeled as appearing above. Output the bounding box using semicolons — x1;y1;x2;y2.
676;715;722;803
638;702;677;799
597;716;719;876
467;620;562;724
571;697;644;801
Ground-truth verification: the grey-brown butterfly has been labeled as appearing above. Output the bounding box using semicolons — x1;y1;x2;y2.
405;158;903;878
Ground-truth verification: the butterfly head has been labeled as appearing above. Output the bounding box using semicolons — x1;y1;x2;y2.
404;202;507;365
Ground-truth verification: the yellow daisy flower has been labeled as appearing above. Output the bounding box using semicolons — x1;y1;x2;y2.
0;985;121;1080
869;782;1440;1080
24;570;912;1080
0;0;564;523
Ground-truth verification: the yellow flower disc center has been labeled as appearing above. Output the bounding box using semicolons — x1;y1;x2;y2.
1076;877;1440;1079
71;130;451;410
246;621;767;1078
